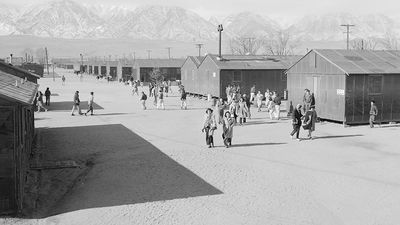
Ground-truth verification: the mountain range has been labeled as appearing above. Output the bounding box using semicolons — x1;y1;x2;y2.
1;0;400;42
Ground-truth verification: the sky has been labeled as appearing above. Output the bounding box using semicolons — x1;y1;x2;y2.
4;0;400;24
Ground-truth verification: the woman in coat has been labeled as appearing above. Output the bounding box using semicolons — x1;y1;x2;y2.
202;108;217;148
222;111;235;148
237;97;249;125
302;105;318;139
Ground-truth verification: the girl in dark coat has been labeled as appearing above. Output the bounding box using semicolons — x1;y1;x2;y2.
302;105;318;139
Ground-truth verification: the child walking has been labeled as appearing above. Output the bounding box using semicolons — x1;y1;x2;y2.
222;111;235;148
202;108;217;148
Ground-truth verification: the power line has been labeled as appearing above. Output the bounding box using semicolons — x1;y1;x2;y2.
341;24;355;50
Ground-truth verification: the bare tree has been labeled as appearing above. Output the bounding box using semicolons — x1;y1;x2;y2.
263;30;298;56
351;38;378;50
380;31;399;50
229;36;263;55
149;68;165;85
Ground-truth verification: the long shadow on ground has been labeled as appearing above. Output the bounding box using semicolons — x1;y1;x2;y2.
27;124;222;218
313;134;363;140
231;142;287;147
46;101;104;111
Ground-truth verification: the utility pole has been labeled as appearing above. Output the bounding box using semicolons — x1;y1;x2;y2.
166;47;171;59
80;53;84;73
195;43;203;57
45;47;49;75
147;50;152;59
217;24;224;58
341;24;355;50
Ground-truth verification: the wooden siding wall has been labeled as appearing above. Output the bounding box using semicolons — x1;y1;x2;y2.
345;74;400;124
0;99;35;214
197;57;220;97
181;60;198;94
220;70;286;99
287;51;346;122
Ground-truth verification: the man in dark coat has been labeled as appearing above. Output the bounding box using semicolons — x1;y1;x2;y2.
290;104;303;141
44;87;51;106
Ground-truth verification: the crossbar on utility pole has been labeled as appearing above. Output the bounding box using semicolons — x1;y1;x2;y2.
341;24;355;50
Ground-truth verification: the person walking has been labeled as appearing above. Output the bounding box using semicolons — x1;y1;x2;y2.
84;92;94;116
153;85;158;106
132;81;139;96
290;104;303;141
157;89;165;110
272;92;281;120
369;100;378;128
303;89;312;113
216;98;226;124
256;91;263;112
302;105;318;139
180;89;187;110
202;108;217;148
243;93;251;119
36;91;48;112
71;91;81;116
62;75;66;85
237;97;249;125
140;91;147;110
222;111;235;148
44;87;51;106
229;100;239;124
250;84;256;102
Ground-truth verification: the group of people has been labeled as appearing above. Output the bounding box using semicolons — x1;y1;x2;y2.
202;108;235;148
138;81;180;110
34;87;52;112
289;89;318;141
71;91;95;116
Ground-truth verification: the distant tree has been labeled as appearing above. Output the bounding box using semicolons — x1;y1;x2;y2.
351;38;378;50
380;31;399;50
149;68;164;84
229;36;264;55
263;30;298;56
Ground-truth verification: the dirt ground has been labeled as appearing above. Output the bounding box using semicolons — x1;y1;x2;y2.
1;69;400;225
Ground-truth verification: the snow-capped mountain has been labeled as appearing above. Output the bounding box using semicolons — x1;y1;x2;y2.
0;0;400;42
223;12;280;38
15;0;104;38
0;3;19;35
102;5;218;41
290;13;400;41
